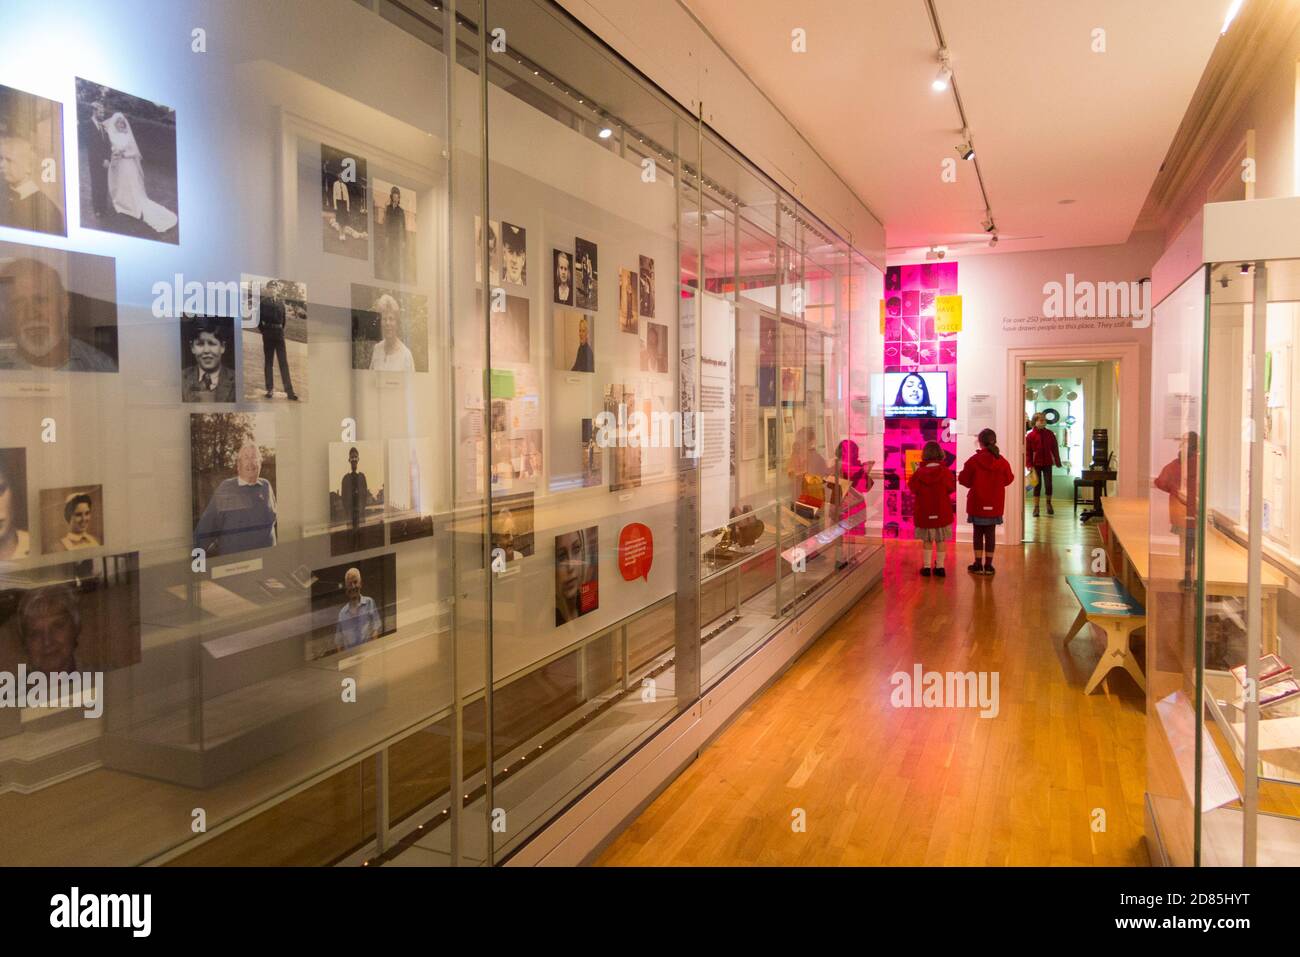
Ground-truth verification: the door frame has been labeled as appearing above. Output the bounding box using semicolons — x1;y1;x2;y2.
1003;341;1141;546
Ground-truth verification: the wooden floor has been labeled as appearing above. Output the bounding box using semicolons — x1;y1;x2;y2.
1023;494;1104;547
596;536;1149;866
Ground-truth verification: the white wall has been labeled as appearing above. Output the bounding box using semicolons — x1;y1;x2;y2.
890;235;1162;539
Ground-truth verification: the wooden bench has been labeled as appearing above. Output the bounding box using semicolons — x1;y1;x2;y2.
1064;575;1146;695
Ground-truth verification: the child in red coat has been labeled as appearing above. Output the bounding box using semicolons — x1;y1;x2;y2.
907;440;956;577
958;428;1015;575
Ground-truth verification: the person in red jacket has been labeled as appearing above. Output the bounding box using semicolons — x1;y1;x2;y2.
908;440;956;577
1024;412;1062;517
959;428;1015;575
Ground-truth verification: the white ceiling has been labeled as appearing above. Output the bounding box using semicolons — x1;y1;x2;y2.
682;0;1229;257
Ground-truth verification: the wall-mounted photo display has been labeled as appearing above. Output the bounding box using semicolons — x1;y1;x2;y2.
509;429;543;483
638;255;655;318
306;553;396;662
38;485;103;554
491;490;535;564
639;321;667;373
191;412;277;560
574;236;597;310
554;307;593;373
179;315;236;403
386;437;434;544
781;366;804;404
321;143;368;260
475;216;500;285
555;525;599;626
73;78;178;243
552;248;573;305
0;83;66;236
501;221;526;286
618;268;638;334
580;417;601;487
241;276;307;401
329;440;385;556
350;284;428;372
372;177;416;284
0;448;30;560
0;551;141;674
479;289;530;364
0;240;118;373
604;382;641;491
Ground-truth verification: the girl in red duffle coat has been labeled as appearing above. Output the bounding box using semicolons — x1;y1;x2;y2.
907;440;956;577
958;428;1015;575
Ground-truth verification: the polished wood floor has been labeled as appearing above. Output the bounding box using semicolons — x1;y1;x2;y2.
596;537;1149;866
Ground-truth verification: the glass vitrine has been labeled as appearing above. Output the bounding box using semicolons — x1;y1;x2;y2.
1147;197;1300;866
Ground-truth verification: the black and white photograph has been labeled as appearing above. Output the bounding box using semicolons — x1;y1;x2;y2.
191;412;277;560
554;307;593;373
321;143;369;259
351;283;428;372
373;177;416;284
0;240;118;372
0;83;65;236
640;320;667;373
0;552;141;674
38;485;104;554
581;417;601;487
74;78;178;243
242;276;307;401
475;216;500;285
605;382;641;491
179;315;236;403
306;553;396;662
618;267;638;334
481;289;530;363
491;491;535;564
386;437;434;544
0;447;29;560
553;248;573;305
639;254;655;318
555;525;599;626
501;221;526;286
329;440;385;556
574;236;597;310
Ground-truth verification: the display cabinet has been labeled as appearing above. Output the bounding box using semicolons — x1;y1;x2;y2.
0;0;880;866
1147;196;1300;866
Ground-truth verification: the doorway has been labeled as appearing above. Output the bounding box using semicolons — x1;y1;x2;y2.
1020;359;1119;545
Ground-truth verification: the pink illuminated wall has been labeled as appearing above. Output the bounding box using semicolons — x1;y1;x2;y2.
882;262;958;538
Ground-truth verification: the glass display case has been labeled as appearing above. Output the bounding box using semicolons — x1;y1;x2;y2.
0;0;880;865
1147;197;1300;866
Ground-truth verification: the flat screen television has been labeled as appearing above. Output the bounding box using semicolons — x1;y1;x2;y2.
880;371;948;418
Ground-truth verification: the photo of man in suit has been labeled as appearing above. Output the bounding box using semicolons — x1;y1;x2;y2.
180;316;235;402
258;279;298;400
83;100;111;219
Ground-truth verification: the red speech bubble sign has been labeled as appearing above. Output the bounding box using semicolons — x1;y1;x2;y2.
618;523;653;582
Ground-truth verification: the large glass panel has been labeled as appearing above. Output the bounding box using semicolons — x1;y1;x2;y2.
1146;266;1207;867
0;0;476;865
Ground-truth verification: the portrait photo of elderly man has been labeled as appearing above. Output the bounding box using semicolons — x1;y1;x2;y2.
190;412;278;559
0;82;66;237
0;252;117;372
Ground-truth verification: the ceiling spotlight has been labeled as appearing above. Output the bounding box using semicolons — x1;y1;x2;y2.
932;49;951;91
989;233;999;248
598;127;613;139
981;216;996;233
1240;262;1251;274
925;246;947;261
956;142;975;161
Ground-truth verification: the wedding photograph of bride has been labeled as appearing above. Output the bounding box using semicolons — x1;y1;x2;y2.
73;78;179;244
